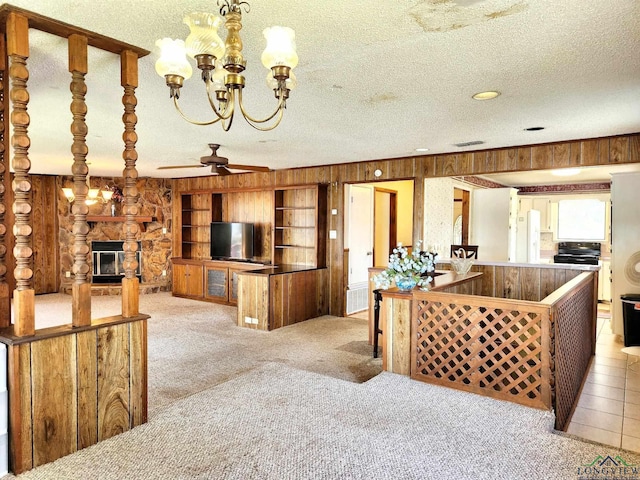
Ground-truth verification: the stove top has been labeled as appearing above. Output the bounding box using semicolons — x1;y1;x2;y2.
554;242;601;265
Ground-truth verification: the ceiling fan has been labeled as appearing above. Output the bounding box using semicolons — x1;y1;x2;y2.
157;144;271;175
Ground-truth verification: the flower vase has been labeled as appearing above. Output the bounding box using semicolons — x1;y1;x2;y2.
395;275;418;291
110;202;116;217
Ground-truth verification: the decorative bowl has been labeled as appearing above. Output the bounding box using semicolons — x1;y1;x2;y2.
451;257;473;275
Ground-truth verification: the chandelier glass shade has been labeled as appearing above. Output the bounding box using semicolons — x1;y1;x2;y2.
62;186;113;206
155;0;298;131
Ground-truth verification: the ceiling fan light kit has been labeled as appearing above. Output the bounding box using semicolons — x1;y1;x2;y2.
155;0;298;132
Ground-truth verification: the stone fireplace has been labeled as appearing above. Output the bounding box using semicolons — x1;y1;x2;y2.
91;241;142;284
58;176;173;295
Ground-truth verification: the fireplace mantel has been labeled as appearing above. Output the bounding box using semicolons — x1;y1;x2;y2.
72;215;154;231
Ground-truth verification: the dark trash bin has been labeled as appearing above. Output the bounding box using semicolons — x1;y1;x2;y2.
621;294;640;347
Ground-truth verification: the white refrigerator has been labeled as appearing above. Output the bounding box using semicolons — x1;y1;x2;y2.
516;209;541;263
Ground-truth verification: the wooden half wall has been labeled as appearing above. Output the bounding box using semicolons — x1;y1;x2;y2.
173;133;640;317
2;316;148;474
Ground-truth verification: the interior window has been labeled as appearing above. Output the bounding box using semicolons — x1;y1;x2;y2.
557;199;606;241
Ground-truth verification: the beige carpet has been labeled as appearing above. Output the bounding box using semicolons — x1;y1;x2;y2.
20;292;382;415
7;293;640;479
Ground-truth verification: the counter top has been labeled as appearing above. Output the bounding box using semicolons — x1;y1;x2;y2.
379;270;483;299
238;264;326;276
433;259;599;271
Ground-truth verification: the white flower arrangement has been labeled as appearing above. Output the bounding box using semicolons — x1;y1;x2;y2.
372;241;439;290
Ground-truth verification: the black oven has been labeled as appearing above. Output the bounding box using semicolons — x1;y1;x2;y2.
553;241;601;265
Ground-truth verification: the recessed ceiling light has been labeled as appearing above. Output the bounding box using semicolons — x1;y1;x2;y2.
472;91;500;100
525;127;545;131
415;148;430;152
551;168;581;177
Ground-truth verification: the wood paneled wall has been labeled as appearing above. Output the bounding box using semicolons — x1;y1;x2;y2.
269;269;329;329
226;190;273;263
440;264;585;301
5;317;148;474
31;175;58;294
237;268;329;330
173;133;640;316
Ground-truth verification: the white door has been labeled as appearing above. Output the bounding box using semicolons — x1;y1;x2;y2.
348;185;374;286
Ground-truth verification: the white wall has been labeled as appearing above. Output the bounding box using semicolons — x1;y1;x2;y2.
611;172;640;338
470;188;518;262
424;177;454;255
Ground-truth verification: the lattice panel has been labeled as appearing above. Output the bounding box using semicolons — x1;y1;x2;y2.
553;279;594;430
413;300;547;408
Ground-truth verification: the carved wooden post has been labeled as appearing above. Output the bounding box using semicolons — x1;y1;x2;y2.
69;34;91;326
121;50;140;317
7;12;34;336
0;36;9;327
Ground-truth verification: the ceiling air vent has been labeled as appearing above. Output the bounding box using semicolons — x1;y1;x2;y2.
454;140;485;148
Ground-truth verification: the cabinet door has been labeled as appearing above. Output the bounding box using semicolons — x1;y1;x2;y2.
532;198;551;231
601;260;611;302
173;264;189;296
205;267;228;301
187;264;204;297
228;269;241;305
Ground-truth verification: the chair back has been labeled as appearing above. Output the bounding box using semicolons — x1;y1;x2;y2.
450;244;478;259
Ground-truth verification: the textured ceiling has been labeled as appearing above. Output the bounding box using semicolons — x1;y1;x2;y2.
5;0;640;181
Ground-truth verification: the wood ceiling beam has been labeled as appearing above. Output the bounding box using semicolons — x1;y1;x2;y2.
0;4;150;57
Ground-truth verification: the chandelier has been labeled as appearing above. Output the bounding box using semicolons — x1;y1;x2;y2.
155;0;298;132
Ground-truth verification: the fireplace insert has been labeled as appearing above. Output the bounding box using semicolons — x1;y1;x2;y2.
91;241;142;284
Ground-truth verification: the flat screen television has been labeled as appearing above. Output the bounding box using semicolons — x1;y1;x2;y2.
210;222;254;261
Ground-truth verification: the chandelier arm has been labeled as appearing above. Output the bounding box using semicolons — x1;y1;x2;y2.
237;88;286;124
205;81;234;120
221;90;236;131
242;103;285;131
172;96;224;126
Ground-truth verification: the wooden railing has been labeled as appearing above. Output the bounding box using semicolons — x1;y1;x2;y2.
412;291;552;409
542;272;597;430
411;272;596;428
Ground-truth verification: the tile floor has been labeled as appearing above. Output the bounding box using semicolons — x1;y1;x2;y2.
567;305;640;452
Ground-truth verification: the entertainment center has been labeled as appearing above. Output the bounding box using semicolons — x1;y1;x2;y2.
172;184;328;330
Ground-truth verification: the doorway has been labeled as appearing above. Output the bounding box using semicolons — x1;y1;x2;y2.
453;188;470;245
344;180;414;315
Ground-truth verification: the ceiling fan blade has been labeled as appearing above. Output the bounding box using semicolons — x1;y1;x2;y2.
213;165;233;176
226;163;271;172
157;164;207;170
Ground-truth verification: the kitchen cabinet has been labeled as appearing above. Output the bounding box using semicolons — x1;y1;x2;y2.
598;259;611;302
532;197;552;232
519;196;552;232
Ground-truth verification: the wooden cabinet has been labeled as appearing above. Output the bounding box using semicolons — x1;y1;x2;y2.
205;266;228;302
172;258;261;304
172;262;204;298
273;184;327;267
172;184;328;305
228;268;245;305
237;267;329;331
